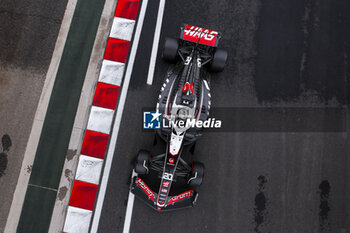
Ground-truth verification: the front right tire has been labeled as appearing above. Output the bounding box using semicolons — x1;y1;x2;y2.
188;162;204;187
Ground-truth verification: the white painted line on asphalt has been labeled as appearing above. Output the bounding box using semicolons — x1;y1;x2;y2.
89;0;149;232
122;170;137;233
146;0;166;85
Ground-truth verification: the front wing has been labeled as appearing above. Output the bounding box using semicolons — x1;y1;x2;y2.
130;177;198;211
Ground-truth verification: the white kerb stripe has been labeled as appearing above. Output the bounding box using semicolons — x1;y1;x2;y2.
98;60;125;86
86;106;114;134
110;17;135;41
63;206;92;233
146;0;166;85
75;155;104;184
90;0;149;232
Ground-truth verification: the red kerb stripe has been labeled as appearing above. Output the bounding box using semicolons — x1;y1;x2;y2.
69;180;98;211
92;82;120;109
81;130;109;159
104;38;130;63
115;0;140;20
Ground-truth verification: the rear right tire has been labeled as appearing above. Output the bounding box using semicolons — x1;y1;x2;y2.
209;48;228;72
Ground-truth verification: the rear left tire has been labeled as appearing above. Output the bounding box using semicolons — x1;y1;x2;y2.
162;37;179;62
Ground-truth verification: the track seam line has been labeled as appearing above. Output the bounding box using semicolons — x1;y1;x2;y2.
28;184;58;192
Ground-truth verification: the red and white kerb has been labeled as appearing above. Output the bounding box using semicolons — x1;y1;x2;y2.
63;1;141;232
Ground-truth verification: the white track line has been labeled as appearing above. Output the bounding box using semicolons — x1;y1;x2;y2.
122;170;137;233
146;0;166;85
89;0;149;232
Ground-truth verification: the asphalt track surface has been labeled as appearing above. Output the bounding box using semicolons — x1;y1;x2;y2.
1;0;347;232
0;0;67;231
98;0;349;233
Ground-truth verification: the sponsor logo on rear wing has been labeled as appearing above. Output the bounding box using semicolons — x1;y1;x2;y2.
180;24;220;47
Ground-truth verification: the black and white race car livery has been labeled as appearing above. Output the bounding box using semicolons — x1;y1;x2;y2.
130;24;227;211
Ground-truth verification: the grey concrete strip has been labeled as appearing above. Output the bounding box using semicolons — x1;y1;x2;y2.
4;0;78;232
48;0;119;232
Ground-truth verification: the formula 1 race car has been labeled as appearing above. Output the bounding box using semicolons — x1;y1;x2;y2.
130;24;227;211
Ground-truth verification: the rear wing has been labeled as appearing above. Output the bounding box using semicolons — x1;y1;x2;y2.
180;24;221;47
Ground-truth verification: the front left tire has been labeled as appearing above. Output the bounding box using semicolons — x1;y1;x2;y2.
134;150;150;175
